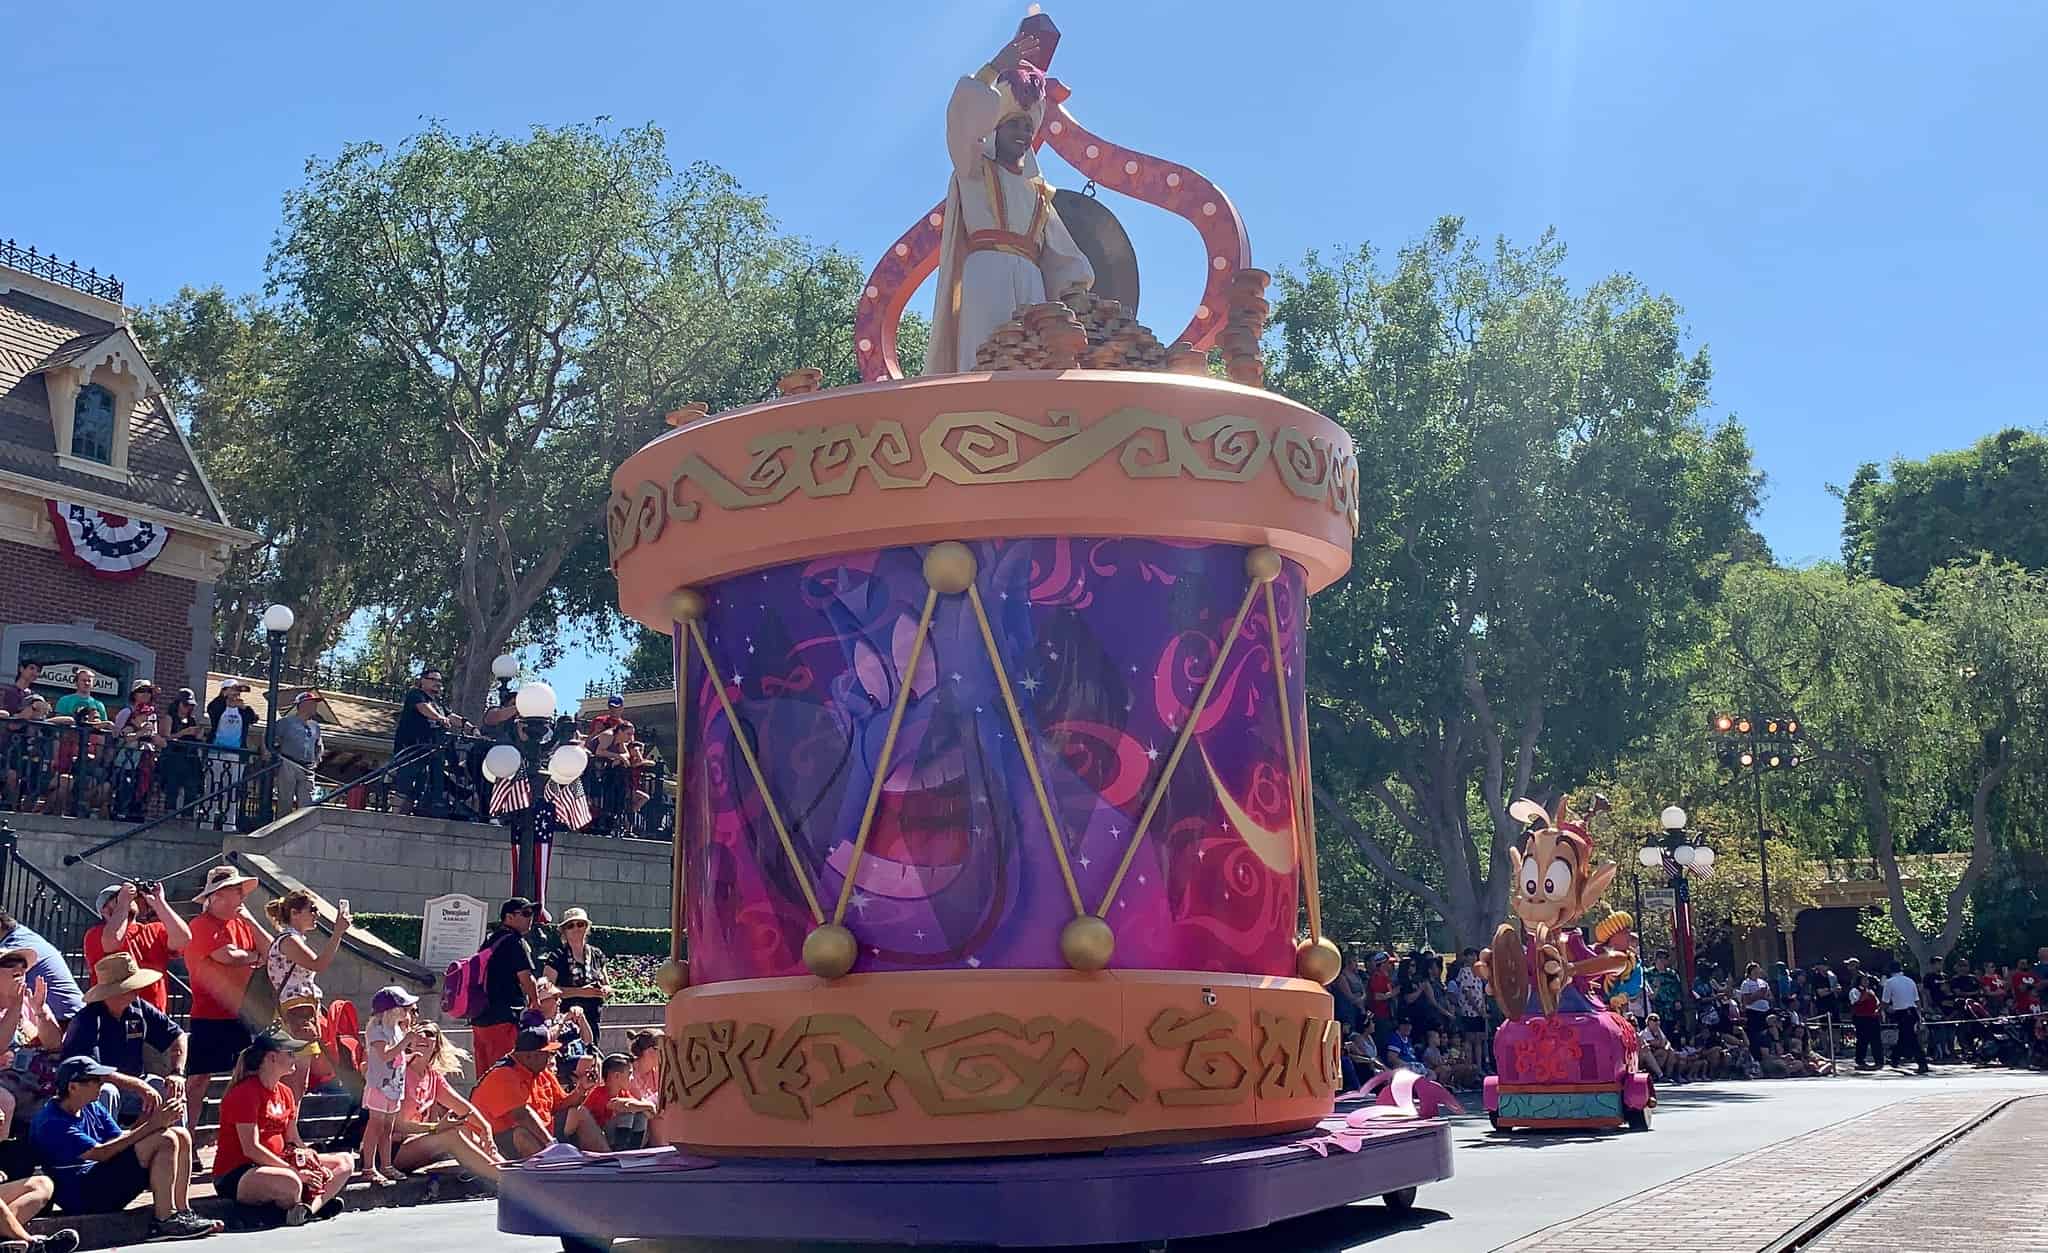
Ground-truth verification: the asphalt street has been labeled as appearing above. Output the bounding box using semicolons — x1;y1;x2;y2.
191;1069;2048;1253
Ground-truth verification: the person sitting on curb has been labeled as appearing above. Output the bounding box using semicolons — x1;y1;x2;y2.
0;1168;76;1253
580;1054;656;1150
29;1056;216;1241
212;1032;351;1226
58;954;186;1123
390;1021;503;1185
470;1028;605;1160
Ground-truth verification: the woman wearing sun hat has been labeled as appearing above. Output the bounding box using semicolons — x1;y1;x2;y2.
541;907;610;1037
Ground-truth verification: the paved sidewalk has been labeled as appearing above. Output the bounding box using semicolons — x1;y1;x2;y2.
1497;1091;2020;1252
1807;1094;2048;1250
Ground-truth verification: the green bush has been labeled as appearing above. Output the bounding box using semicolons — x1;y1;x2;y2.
351;912;677;962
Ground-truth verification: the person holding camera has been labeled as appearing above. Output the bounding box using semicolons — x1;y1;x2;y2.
83;882;190;1017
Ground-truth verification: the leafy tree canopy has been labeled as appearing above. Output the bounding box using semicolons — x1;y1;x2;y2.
1840;427;2048;588
1274;218;1763;950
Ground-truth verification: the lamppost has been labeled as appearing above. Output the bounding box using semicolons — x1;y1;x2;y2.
480;676;588;911
258;603;295;826
1711;713;1801;964
1639;804;1715;1030
491;652;520;706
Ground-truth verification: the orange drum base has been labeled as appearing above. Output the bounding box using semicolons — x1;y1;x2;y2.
654;969;1341;1158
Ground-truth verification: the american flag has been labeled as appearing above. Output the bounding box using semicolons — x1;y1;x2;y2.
490;776;530;816
548;782;592;832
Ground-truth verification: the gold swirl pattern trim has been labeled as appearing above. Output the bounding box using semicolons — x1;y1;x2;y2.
607;406;1361;564
656;1006;1336;1121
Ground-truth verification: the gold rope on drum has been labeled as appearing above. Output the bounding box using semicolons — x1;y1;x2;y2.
1094;560;1264;919
659;590;705;994
1262;578;1320;944
687;618;825;925
965;582;1088;919
832;587;940;925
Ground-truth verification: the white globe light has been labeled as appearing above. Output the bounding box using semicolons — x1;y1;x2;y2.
1673;844;1698;868
546;744;590;785
1693;846;1716;871
1660;806;1688;832
261;604;296;634
490;654;520;680
1638;845;1664;868
514;681;556;720
482;744;523;782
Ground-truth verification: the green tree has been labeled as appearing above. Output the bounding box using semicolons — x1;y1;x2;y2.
1272;220;1762;950
1716;559;2048;972
146;122;902;711
1840;427;2048;587
134;289;430;668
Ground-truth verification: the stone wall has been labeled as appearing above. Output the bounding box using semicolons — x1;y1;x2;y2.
5;806;673;933
223;807;673;929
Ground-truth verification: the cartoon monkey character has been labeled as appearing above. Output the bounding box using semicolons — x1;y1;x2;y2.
1473;795;1633;1017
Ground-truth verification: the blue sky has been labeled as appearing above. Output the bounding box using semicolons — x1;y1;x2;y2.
7;3;2044;700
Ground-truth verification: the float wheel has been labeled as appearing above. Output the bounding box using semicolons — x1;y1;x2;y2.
1625;1104;1651;1132
1383;1187;1418;1212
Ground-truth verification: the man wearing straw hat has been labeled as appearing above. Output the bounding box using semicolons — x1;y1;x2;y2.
60;953;187;1126
181;866;263;1130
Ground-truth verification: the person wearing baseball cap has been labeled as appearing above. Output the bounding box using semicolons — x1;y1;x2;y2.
84;881;191;1018
469;899;543;1074
212;1030;350;1224
30;1054;213;1240
273;692;325;815
470;1026;604;1160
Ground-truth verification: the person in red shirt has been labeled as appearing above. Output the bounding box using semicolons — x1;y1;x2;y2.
581;1053;656;1150
2012;962;2040;1015
85;881;191;1016
1367;951;1396;1049
213;1031;351;1223
182;866;265;1130
470;1029;603;1159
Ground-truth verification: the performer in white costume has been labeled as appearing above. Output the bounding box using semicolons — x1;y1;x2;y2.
926;31;1094;375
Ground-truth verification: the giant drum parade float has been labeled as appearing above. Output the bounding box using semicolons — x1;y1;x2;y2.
499;13;1455;1248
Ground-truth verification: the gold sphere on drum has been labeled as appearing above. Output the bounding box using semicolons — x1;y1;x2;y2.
803;923;860;979
1245;545;1284;585
1296;936;1343;985
653;957;690;995
1059;914;1115;972
665;587;708;623
922;541;979;595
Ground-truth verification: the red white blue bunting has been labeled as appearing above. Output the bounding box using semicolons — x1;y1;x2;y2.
46;499;169;580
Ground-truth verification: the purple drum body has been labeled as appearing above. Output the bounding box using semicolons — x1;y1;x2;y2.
677;536;1307;983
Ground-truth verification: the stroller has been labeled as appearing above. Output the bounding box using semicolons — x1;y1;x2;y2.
1973;1014;2028;1068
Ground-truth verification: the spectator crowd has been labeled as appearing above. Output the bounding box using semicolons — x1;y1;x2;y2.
0;860;660;1248
1;661;671;842
1325;940;2048;1095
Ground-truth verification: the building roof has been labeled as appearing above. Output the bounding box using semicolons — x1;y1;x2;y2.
0;286;229;526
206;671;400;757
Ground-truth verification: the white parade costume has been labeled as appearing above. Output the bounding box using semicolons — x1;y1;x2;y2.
926;65;1094;375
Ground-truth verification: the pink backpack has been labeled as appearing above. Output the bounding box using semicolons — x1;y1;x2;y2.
443;933;509;1022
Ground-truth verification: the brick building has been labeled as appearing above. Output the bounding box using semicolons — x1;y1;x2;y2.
0;240;255;699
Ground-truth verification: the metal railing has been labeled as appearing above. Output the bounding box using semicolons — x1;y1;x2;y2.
5;713;672;854
2;718;267;830
213;654;409;703
0;817;99;965
0;239;123;303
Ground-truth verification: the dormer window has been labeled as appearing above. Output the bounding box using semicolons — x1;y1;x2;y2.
71;383;116;463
